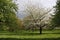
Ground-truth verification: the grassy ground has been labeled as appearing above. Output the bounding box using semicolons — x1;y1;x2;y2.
0;29;60;40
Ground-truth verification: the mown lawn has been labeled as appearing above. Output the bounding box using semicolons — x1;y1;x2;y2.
0;29;60;40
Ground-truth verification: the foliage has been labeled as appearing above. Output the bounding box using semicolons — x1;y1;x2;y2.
51;0;60;27
16;19;23;30
23;4;53;30
0;0;22;31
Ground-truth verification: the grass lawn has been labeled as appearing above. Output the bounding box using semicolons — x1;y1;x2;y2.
0;29;60;40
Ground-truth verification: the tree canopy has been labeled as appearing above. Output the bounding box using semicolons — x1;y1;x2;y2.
0;0;20;31
51;0;60;27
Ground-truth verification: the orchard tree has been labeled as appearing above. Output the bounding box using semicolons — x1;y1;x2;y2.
23;4;53;34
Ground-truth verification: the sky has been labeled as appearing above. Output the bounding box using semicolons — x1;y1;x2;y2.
16;0;57;19
40;0;57;8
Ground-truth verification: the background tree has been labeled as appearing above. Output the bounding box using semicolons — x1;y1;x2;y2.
0;0;21;31
51;0;60;27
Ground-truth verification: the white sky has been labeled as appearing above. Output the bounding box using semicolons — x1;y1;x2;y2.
40;0;57;8
16;0;57;18
16;0;57;9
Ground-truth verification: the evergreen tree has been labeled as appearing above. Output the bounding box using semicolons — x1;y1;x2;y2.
52;0;60;27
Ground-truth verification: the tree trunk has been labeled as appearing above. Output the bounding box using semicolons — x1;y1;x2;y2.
39;27;42;34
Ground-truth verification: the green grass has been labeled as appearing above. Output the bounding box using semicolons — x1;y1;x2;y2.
0;29;60;40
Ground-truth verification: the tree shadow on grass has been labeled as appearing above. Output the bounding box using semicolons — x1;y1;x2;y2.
0;38;60;40
0;33;60;35
43;33;60;34
21;32;60;35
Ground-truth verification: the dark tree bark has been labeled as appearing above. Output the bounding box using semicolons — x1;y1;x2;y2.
39;27;42;34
